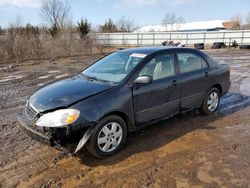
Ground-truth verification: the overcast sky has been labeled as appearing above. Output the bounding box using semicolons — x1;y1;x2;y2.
0;0;250;28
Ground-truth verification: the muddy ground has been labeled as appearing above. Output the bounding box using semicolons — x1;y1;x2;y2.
0;49;250;188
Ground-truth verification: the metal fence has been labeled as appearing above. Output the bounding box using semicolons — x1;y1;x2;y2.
94;30;250;47
1;30;249;47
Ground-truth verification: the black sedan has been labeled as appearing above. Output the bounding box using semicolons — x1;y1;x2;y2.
17;47;231;158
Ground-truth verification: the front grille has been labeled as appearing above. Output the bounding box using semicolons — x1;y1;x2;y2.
25;101;39;120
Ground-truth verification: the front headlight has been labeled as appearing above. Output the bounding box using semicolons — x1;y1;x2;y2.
36;109;80;127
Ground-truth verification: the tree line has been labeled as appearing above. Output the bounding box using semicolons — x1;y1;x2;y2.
0;0;138;38
1;0;250;38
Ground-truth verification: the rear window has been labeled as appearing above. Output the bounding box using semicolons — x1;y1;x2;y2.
177;53;208;73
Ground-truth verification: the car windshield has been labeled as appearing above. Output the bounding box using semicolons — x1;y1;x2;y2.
81;51;147;83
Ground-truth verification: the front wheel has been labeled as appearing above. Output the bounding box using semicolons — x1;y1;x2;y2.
86;115;127;158
200;88;221;115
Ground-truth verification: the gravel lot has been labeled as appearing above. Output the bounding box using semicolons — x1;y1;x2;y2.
0;49;250;188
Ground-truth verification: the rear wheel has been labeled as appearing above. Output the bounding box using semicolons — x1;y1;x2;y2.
86;115;127;158
200;88;220;115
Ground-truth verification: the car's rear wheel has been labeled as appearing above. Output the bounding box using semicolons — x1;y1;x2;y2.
86;115;127;158
200;88;220;115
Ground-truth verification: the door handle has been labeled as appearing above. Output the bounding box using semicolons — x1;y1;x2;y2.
205;72;209;77
172;80;177;86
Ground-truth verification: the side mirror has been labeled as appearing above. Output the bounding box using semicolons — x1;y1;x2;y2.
134;75;153;84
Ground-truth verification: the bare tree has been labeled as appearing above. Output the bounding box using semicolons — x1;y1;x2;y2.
162;13;184;31
231;14;242;26
162;13;171;31
9;15;23;30
117;16;137;32
169;13;177;30
0;27;4;35
246;11;250;24
40;0;71;29
176;16;185;31
99;19;118;33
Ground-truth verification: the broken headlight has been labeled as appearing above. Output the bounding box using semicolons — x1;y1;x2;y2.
36;109;80;127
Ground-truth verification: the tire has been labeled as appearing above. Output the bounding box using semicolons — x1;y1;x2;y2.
86;115;127;158
194;43;204;46
195;46;205;50
211;45;221;49
240;45;250;49
200;88;221;115
194;43;204;50
213;42;226;47
212;42;226;49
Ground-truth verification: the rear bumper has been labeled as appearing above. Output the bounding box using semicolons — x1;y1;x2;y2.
17;113;54;146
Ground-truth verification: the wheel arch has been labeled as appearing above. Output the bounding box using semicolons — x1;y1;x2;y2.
99;111;133;132
210;84;222;95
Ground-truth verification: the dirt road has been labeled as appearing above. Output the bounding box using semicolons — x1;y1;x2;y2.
0;49;250;188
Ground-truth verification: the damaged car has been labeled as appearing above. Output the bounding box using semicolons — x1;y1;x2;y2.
17;47;231;158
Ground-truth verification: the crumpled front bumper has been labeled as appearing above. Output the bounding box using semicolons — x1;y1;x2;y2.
17;112;54;146
16;112;93;153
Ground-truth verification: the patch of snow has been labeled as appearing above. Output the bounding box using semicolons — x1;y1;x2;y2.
55;74;69;79
37;83;45;87
0;75;24;83
38;75;50;79
134;20;225;32
48;70;60;74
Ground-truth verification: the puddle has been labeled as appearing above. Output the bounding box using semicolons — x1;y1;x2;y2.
219;93;250;115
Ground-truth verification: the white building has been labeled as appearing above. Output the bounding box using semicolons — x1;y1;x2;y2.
134;20;226;33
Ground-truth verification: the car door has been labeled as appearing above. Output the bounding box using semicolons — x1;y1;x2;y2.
176;51;210;110
132;53;181;125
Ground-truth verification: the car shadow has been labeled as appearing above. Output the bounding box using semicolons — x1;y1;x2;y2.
77;92;250;166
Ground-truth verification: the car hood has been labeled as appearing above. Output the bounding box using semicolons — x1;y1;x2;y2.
29;75;112;112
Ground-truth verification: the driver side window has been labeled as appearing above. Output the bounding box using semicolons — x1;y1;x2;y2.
139;54;175;80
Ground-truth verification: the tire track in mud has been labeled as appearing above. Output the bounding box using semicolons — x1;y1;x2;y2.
6;107;250;188
0;72;44;170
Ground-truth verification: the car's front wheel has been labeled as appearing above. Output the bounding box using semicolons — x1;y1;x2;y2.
86;115;127;158
200;88;221;115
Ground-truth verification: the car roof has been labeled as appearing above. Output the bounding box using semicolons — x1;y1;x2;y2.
119;46;213;65
120;46;178;55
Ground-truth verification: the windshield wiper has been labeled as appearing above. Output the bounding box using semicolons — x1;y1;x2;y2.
88;76;110;83
79;73;111;84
